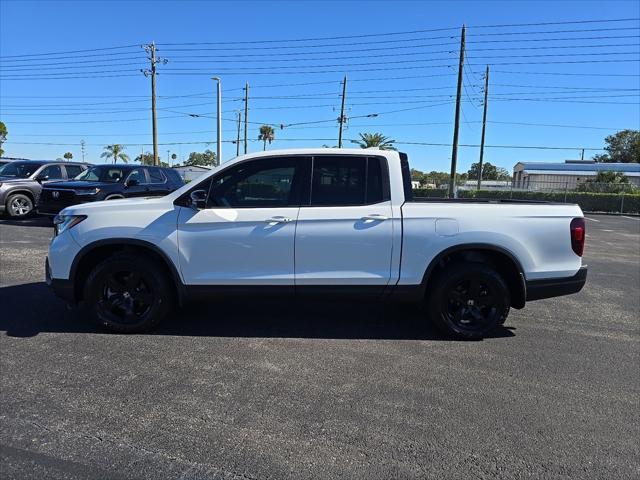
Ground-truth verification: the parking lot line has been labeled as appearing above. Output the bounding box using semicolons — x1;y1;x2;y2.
584;217;600;222
621;216;639;221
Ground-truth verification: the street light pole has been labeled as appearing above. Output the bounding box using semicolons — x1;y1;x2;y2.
212;77;222;166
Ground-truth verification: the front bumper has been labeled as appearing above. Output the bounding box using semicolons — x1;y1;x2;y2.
46;257;77;304
525;266;588;301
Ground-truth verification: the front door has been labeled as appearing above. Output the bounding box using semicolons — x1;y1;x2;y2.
295;155;394;292
177;156;308;286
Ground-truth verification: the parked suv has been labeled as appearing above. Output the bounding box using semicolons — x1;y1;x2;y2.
0;160;90;218
38;164;184;215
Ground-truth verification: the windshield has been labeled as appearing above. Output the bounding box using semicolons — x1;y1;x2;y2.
0;161;44;178
75;166;128;183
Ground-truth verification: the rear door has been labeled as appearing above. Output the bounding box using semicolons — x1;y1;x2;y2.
294;155;394;291
145;167;172;196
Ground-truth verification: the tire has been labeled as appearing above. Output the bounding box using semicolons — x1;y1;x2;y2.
84;252;174;333
427;262;510;340
6;193;34;218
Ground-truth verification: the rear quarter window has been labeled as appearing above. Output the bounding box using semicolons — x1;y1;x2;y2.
65;165;84;179
147;168;166;183
165;169;184;186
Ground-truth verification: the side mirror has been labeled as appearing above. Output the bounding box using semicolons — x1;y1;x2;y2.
189;189;208;210
36;175;49;183
126;178;139;187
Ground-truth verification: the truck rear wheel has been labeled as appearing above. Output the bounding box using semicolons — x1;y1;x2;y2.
428;262;510;340
84;253;174;333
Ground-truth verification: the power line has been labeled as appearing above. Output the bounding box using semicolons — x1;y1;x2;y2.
156;30;640;53
492;70;640;77
466;26;640;37
0;50;151;63
0;44;141;59
5;139;606;151
157;20;639;46
0;73;140;80
486;120;636;130
10;119;633;138
0;62;148;73
146;48;640;66
0;56;148;68
159;58;638;75
1;20;636;61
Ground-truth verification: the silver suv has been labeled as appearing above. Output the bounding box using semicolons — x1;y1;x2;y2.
0;160;90;218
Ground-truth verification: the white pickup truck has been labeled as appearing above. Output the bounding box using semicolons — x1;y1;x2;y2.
46;149;587;339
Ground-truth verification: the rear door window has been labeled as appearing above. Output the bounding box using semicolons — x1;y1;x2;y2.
309;156;387;206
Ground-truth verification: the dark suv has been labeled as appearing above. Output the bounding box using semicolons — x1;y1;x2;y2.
37;164;184;215
0;160;90;218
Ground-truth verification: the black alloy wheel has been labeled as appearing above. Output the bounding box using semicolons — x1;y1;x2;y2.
429;262;510;339
98;270;155;325
85;253;173;333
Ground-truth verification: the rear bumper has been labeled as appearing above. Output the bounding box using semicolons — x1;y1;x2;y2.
46;257;76;304
526;266;588;301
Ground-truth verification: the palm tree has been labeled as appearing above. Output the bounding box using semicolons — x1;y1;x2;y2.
63;152;73;161
100;144;130;164
258;125;275;151
355;132;397;151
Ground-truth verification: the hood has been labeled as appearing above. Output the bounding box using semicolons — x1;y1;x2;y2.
43;180;105;190
60;195;171;215
0;176;35;184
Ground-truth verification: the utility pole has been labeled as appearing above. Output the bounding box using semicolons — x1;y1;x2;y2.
580;148;585;161
338;75;348;148
477;65;489;191
166;149;170;166
448;25;466;198
80;139;86;162
243;82;249;154
236;111;242;157
142;42;167;166
212;77;222;165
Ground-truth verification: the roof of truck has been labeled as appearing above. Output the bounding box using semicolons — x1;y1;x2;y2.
227;148;400;163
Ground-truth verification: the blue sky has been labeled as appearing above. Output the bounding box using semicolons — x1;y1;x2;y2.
1;0;639;174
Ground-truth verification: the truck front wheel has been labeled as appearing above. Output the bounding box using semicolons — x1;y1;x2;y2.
84;253;174;333
428;262;510;340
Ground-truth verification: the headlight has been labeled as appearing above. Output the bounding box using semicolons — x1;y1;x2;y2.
74;188;100;195
53;214;86;236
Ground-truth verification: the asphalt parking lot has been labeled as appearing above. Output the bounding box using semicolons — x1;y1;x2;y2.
0;214;638;479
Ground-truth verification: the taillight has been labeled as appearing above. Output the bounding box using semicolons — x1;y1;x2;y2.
570;217;586;257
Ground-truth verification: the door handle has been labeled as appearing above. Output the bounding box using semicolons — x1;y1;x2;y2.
362;214;388;221
265;216;293;224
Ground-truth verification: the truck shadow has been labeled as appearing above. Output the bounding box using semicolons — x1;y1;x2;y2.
0;216;52;227
0;282;515;341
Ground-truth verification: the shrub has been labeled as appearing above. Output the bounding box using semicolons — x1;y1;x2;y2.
412;189;640;214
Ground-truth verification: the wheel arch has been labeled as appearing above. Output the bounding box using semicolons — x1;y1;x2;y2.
5;188;36;204
69;238;185;305
420;243;527;309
